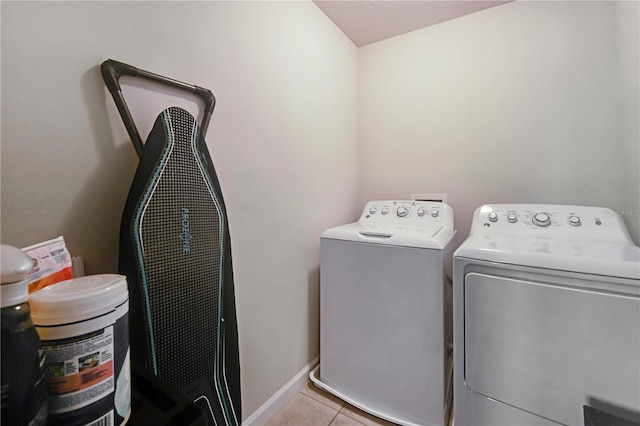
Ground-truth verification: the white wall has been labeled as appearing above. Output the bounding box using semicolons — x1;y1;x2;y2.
0;1;359;420
616;1;640;244
2;0;638;421
359;1;631;243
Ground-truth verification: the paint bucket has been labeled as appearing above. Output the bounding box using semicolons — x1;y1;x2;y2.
29;274;130;426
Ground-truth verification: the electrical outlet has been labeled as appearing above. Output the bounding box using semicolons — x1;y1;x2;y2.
411;193;447;204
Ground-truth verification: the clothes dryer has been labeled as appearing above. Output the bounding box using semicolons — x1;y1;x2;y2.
310;200;456;426
453;204;640;426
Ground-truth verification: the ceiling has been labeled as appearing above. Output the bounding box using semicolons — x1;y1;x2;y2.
313;0;512;47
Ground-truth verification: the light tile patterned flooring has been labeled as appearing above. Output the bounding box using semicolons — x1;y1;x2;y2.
266;380;396;426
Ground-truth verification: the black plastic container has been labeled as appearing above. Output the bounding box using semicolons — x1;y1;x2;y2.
129;365;207;426
1;245;48;425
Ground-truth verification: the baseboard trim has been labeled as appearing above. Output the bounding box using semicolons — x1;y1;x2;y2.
242;356;320;426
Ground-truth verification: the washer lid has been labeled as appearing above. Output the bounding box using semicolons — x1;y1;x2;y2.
455;204;640;280
322;222;455;249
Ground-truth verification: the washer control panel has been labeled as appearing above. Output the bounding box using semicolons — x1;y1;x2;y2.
360;200;454;229
470;204;633;242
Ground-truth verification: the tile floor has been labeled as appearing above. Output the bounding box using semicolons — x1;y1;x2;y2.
265;380;397;426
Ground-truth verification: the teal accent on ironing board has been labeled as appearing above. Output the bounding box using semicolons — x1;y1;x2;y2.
132;109;175;375
189;120;237;426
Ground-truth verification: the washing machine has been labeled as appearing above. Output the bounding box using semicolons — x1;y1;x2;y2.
453;204;640;426
310;200;457;426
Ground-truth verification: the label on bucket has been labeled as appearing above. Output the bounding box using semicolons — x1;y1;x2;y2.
43;326;115;413
37;300;130;426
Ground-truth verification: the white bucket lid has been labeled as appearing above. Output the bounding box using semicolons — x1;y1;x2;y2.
1;245;36;307
1;280;30;308
30;274;128;326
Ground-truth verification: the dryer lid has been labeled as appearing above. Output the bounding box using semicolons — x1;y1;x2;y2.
455;204;640;280
455;233;640;279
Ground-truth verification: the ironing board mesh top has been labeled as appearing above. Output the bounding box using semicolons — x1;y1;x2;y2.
138;107;223;390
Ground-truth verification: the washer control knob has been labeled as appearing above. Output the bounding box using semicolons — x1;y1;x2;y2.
431;209;439;217
532;212;551;227
507;213;517;223
568;215;581;226
381;208;389;215
397;207;408;217
369;207;377;215
417;208;425;217
488;212;498;222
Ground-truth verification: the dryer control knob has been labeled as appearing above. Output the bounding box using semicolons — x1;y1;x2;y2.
369;208;377;215
488;212;498;222
568;215;581;226
397;207;408;217
381;208;389;215
431;209;439;217
417;209;425;217
532;212;551;227
507;213;518;223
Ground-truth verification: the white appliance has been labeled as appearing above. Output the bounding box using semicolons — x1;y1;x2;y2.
310;200;457;426
453;204;640;426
